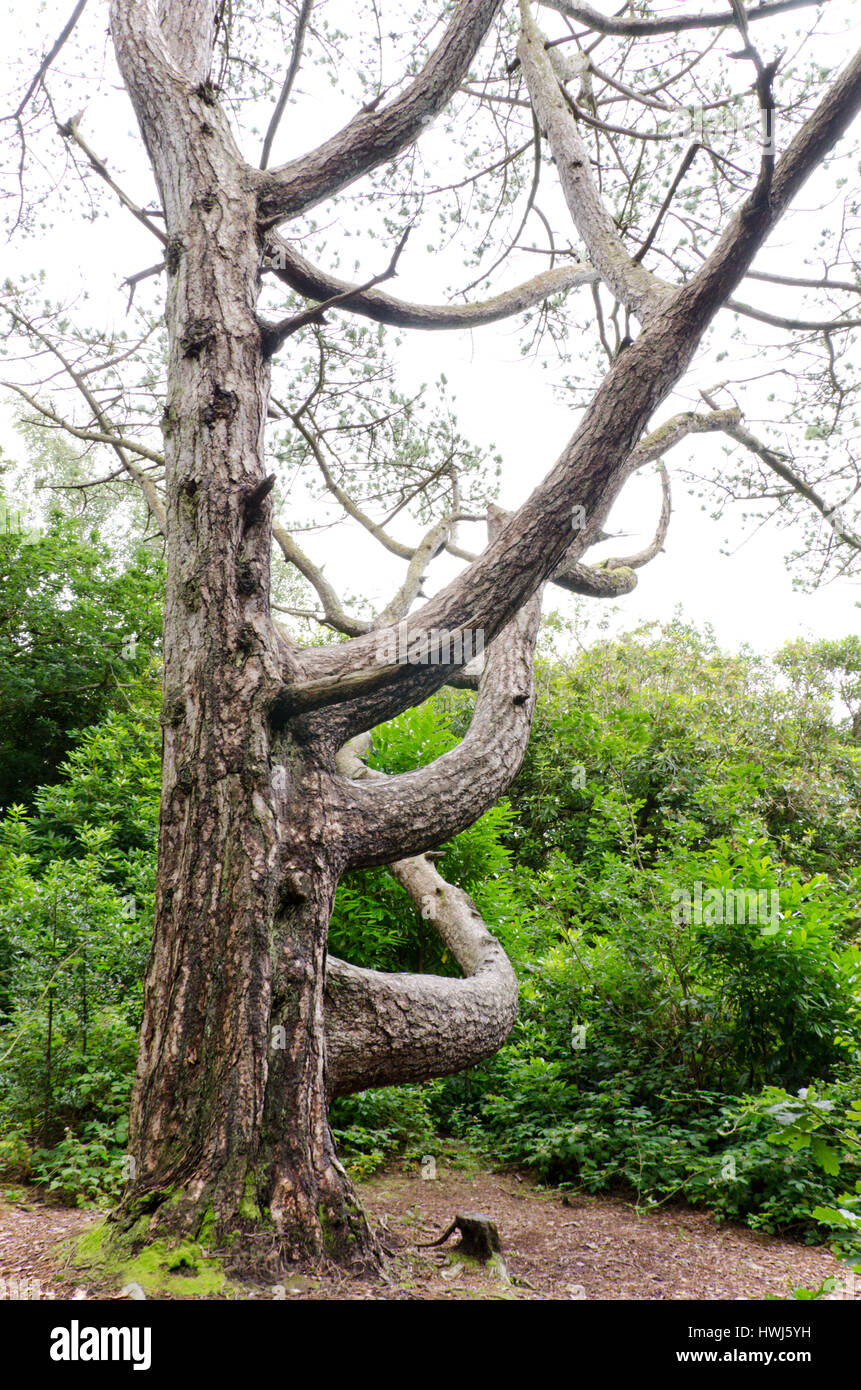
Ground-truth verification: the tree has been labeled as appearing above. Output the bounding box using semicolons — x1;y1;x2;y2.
2;0;860;1274
0;513;162;806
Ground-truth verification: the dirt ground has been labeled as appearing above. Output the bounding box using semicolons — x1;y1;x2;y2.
1;1165;856;1302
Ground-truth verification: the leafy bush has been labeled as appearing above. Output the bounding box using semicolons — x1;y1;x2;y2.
31;1124;127;1207
0;516;163;807
329;1085;440;1180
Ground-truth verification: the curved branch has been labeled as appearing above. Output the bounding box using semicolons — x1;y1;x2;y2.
332;578;542;869
600;462;671;571
624;407;741;471
287;407;735;719
537;0;823;38
325;856;518;1098
254;0;504;226
265;234;598;330
517;5;671;324
494;461;672;596
261;225;412;355
550;557;636;597
324;546;523;1097
484;502;639;598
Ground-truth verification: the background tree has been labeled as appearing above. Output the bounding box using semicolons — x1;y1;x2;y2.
1;0;860;1274
0;512;162;806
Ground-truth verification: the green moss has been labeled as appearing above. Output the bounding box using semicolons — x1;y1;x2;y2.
69;1224;227;1298
317;1201;333;1252
72;1222;111;1264
197;1203;217;1248
238;1176;260;1222
446;1248;480;1268
124;1240;226;1297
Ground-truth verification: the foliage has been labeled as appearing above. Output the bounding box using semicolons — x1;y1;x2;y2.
0;670;158;1197
0;512;163;806
739;1081;861;1258
329;1085;440;1181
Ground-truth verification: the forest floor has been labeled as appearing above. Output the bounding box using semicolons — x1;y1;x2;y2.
1;1155;857;1302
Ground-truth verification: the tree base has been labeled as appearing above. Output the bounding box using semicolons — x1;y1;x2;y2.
73;1177;385;1294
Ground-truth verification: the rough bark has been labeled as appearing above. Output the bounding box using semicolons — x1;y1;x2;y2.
325;857;519;1097
106;0;538;1274
324;572;541;1094
109;0;376;1268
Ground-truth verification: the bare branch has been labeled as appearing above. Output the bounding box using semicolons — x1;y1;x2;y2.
272;523;370;636
442;411;734;598
725;299;861;332
675;46;861;330
254;0;503;225
599;462;672;572
376;516;458;627
624;407;742;471
634;144;702;264
10;0;90;119
283;408;413;560
745;268;861;295
517;5;671;323
265;233;598;330
261;224;412;355
123;262;166;310
543;555;637;597
3;307;167;535
537;1;823;38
281;382;794;737
1;383;166;467
260;0;314;170
57;114;168;246
708;398;861;551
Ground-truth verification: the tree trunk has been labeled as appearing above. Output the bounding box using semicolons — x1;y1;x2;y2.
105;11;527;1276
110;91;375;1267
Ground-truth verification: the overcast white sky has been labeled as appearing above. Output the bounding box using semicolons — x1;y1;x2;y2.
2;0;859;660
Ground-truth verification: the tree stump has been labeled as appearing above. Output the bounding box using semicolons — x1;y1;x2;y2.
454;1212;501;1261
421;1210;502;1262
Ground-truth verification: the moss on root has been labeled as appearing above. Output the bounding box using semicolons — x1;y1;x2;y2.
68;1222;228;1298
238;1174;261;1223
63;1173;380;1292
